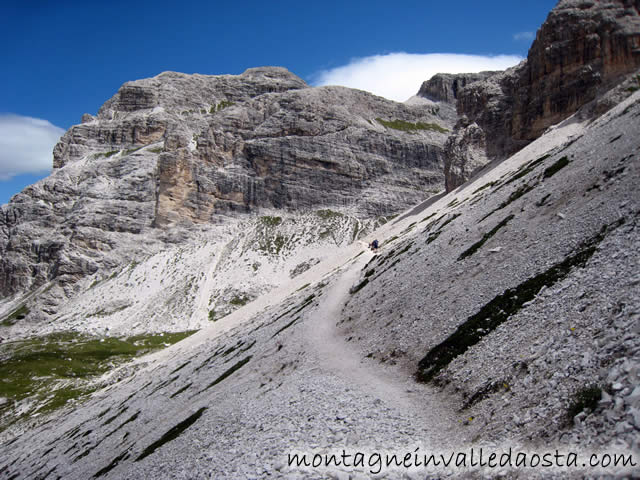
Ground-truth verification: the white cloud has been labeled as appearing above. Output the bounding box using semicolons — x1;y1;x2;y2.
0;114;64;180
312;53;523;102
514;31;535;42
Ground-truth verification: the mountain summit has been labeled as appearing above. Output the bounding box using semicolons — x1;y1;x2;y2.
426;0;640;191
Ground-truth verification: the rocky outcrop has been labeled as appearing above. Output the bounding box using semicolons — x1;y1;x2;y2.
417;72;497;104
517;0;640;141
442;118;488;192
444;0;640;191
0;67;450;302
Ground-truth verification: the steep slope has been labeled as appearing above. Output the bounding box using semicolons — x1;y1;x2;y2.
2;81;638;480
343;90;640;453
443;0;640;191
0;67;449;329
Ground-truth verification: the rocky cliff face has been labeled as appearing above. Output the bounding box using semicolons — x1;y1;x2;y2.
444;0;640;191
417;72;497;104
0;67;449;318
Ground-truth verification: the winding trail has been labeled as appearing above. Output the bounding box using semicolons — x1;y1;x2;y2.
304;251;466;448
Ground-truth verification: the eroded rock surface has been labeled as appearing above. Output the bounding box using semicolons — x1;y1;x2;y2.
0;67;449;324
443;0;640;191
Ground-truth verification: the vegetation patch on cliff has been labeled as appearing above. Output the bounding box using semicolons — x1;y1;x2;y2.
259;216;282;227
566;385;602;425
543;156;570;179
209;100;235;113
1;305;30;326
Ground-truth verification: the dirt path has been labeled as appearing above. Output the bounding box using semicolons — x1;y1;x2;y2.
304;251;466;448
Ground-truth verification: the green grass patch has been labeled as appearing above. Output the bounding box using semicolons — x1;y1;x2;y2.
383;235;398;246
543;156;570;179
124;146;143;155
567;385;602;424
401;222;417;235
472;181;496;195
376;118;448;133
260;216;282;227
91;304;129;318
315;209;344;220
416;220;622;383
210;100;235;114
376;214;398;226
148;146;163;153
438;213;461;230
1;305;30;326
229;295;250;307
420;211;439;223
393;241;414;258
425;213;461;245
0;330;196;425
458;215;514;261
257;231;289;255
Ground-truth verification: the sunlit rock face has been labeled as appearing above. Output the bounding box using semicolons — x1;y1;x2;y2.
1;67;449;306
443;0;640;191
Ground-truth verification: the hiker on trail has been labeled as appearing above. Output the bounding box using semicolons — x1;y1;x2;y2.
369;239;379;252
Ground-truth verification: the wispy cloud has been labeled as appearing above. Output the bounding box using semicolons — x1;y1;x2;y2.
0;114;64;181
312;53;523;102
513;31;535;42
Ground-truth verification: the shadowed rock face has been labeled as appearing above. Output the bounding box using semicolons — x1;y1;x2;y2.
444;0;640;191
417;72;497;104
0;67;449;299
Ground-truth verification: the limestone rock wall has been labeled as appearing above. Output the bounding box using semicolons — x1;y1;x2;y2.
417;72;497;104
443;0;640;191
0;67;449;304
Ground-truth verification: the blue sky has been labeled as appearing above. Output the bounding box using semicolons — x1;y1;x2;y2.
0;0;557;205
